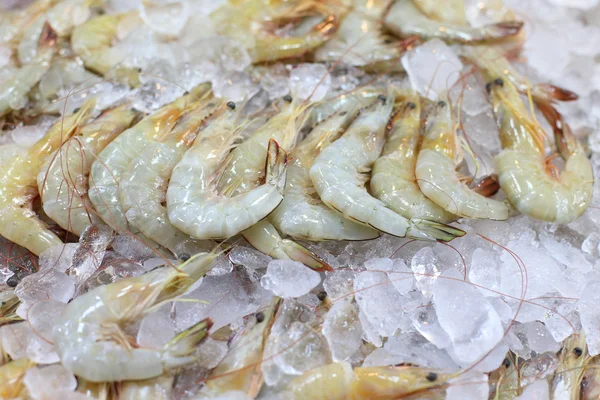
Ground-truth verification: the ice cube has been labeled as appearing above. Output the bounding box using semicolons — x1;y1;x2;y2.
139;0;190;37
257;64;290;100
522;321;561;354
27;300;67;342
79;252;146;294
15;269;75;316
449;69;490;116
137;308;175;349
410;304;452;349
578;280;600;355
196;337;228;369
401;39;463;101
24;365;77;400
582;232;600;257
514;379;549;399
524;23;570;81
322;301;363;362
213;71;259;102
260;260;321;298
133;59;187;112
324;270;357;300
0;322;59;364
469;248;501;295
209;392;254;400
411;247;443;298
446;371;489;400
375;332;458;370
112;234;156;262
229;246;272;269
289;63;331;102
461;110;501;153
71;224;114;285
39;244;78;273
11;121;54;148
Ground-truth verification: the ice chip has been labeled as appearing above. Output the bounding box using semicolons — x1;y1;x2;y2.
446;372;489;400
411;247;442;298
322;301;363;362
289;63;331;102
514;378;549;400
579;280;600;355
39;244;78;273
522;321;561;354
213;71;259;102
229;246;272;269
24;365;77;400
260;260;321;298
137;308;175;349
112;234;156;262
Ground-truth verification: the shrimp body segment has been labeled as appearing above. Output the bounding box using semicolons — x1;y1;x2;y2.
38;104;138;237
53;252;217;382
371;95;457;223
487;79;593;223
415;95;509;220
0;358;35;399
384;0;523;43
0;100;94;256
310;93;464;241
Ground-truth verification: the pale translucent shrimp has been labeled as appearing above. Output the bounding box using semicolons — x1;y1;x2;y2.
89;83;210;234
119;98;221;257
487;78;593;223
119;375;174;400
38;104;138;237
0;23;57;117
411;0;468;25
167;105;287;240
270;99;379;240
551;333;586;399
198;298;281;397
53;252;217;382
384;0;523;43
370;94;457;223
310;92;464;241
0;357;35;399
210;0;338;63
287;362;452;399
415;94;509;220
0;100;94;256
0;0;54;46
314;0;398;69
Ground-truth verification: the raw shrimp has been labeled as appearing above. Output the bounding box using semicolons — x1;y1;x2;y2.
0;23;57;117
88;83;210;234
582;354;600;400
487;78;593;223
210;0;338;63
199;298;282;397
119;98;221;257
287;362;451;399
38;104;138;237
0;100;94;256
0;0;55;46
415;94;509;220
384;0;523;43
270;98;379;240
167;104;287;240
0;357;35;398
371;94;457;223
551;333;587;399
411;0;468;25
53;252;217;382
310;92;465;241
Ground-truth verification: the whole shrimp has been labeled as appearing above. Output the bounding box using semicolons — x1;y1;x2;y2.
119;98;221;257
198;297;282;398
53;252;217;382
89;83;210;234
287;362;451;399
309;91;465;241
371;93;457;223
270;96;379;241
415;94;509;220
0;357;35;399
0;100;95;256
38;104;138;237
210;0;338;63
551;333;587;399
0;22;57;117
384;0;523;44
487;78;593;223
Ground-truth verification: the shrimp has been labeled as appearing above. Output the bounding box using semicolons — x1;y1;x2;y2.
167;102;287;240
210;0;338;63
384;0;523;44
310;91;465;241
415;93;510;220
0;23;57;117
0;0;55;46
38;104;138;237
371;94;457;223
582;354;600;400
199;298;282;397
411;0;468;26
88;83;210;235
270;97;379;240
0;100;95;256
551;333;587;399
53;252;217;382
487;78;593;223
314;0;399;69
287;362;452;399
119;98;221;257
0;357;35;399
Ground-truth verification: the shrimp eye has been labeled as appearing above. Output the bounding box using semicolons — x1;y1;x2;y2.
494;78;504;87
183;90;190;95
179;253;191;261
574;347;583;357
502;358;510;368
437;101;446;107
255;312;265;323
485;82;493;93
137;67;142;73
6;274;18;287
317;291;327;301
227;101;236;110
283;94;293;103
407;102;416;110
378;94;387;104
426;372;438;382
73;107;81;114
340;111;348;116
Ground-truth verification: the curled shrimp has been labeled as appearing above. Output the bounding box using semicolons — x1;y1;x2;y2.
415;94;510;220
0;100;95;256
38;104;138;237
53;252;217;382
119;98;221;257
167;102;287;240
88;83;210;235
371;93;457;223
287;362;452;399
309;91;465;241
384;0;523;44
199;297;282;397
487;77;594;223
0;357;35;398
210;0;338;63
270;95;379;241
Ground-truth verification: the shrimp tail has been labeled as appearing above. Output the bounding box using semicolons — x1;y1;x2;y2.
472;176;501;198
533;83;578;102
265;139;287;191
483;20;524;40
408;219;466;242
281;239;333;271
39;21;58;48
534;98;581;158
162;318;213;369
